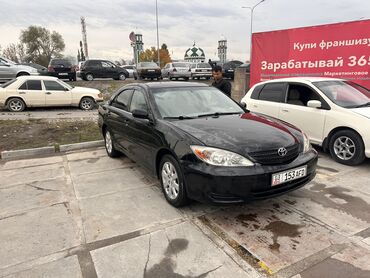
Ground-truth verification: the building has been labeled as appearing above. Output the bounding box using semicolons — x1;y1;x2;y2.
184;43;205;63
218;36;227;64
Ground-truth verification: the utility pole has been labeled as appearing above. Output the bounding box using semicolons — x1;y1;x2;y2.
155;0;160;67
81;17;89;60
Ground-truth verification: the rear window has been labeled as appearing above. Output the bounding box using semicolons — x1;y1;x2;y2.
197;63;211;69
0;79;17;88
50;59;72;66
173;63;188;68
140;62;158;67
258;83;286;102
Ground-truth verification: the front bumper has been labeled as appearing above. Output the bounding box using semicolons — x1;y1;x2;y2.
181;149;318;204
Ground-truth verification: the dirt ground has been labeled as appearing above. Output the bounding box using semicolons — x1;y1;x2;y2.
0;119;102;153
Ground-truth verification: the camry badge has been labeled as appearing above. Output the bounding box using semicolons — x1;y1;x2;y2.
278;147;287;157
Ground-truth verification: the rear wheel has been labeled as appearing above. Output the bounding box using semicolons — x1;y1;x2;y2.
159;155;189;207
16;72;29;77
329;130;365;166
86;73;94;81
118;73;126;81
79;97;94;110
7;98;26;112
104;129;120;157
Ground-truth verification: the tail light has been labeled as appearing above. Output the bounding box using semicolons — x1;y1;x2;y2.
188;68;191;72
98;92;103;98
173;68;177;72
48;66;55;72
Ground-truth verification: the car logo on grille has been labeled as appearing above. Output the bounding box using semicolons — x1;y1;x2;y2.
277;147;287;157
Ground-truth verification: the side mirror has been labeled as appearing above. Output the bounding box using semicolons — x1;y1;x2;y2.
132;109;149;119
307;100;322;108
240;102;247;109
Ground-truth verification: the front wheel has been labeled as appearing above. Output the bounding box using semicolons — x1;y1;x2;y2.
159;155;189;207
104;129;120;158
118;73;126;81
7;98;26;112
329;130;365;166
79;97;95;110
85;73;94;81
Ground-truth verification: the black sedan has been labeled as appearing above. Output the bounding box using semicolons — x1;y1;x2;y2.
98;82;318;207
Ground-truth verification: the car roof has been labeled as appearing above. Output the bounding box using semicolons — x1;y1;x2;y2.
140;81;209;89
256;77;344;85
16;76;59;81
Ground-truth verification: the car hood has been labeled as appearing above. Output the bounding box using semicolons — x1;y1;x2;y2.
351;107;370;119
169;113;300;156
71;87;100;95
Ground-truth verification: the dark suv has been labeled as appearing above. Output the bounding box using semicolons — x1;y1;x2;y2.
222;60;243;79
48;58;76;81
80;59;129;81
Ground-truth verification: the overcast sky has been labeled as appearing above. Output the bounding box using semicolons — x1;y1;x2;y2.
0;0;369;63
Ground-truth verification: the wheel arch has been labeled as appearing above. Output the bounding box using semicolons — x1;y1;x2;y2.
155;148;178;178
16;71;30;77
5;96;27;107
323;126;364;152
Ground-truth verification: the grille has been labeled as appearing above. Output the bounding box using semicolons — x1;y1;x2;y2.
248;144;300;165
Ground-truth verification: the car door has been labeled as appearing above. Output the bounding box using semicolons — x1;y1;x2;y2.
90;61;103;78
17;80;45;106
105;88;134;152
278;83;329;144
101;61;116;78
125;87;161;170
43;80;72;106
248;82;287;118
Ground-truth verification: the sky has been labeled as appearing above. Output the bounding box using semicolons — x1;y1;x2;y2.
0;0;369;63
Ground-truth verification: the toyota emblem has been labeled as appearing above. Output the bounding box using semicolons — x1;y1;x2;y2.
277;147;287;157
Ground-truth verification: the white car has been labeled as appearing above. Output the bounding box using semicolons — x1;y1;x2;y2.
190;62;212;80
161;62;191;80
241;77;370;165
0;76;103;111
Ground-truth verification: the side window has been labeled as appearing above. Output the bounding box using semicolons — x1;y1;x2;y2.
258;83;286;103
101;61;110;68
26;80;42;90
19;81;28;90
250;84;264;99
44;81;66;91
112;89;134;111
287;84;321;106
130;90;148;112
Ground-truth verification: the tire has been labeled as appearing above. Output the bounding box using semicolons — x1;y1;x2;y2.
329;130;365;166
86;73;94;81
184;77;189;81
118;73;126;81
79;97;95;110
104;129;120;158
7;98;26;112
159;155;189;207
16;72;29;77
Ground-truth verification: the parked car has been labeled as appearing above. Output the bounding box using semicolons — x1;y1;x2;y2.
18;62;48;76
76;61;85;78
222;60;243;79
238;63;251;72
0;57;39;82
191;63;212;80
80;59;129;81
0;76;103;112
241;77;370;165
47;58;76;81
137;62;161;80
161;62;191;80
121;65;137;79
98;82;317;207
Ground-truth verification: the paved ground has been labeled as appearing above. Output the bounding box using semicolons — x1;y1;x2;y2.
0;148;370;278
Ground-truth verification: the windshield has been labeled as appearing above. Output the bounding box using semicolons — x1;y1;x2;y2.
173;63;188;68
0;57;16;65
140;62;158;67
58;79;73;89
313;80;370;108
152;87;243;118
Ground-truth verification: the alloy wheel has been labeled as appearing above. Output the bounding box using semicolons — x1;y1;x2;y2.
9;99;24;112
161;162;179;200
333;136;356;160
80;98;93;110
105;131;113;154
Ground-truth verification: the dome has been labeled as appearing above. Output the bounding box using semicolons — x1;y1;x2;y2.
184;43;206;62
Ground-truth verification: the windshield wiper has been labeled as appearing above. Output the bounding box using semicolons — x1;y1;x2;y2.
352;102;370;108
163;115;196;120
197;112;243;118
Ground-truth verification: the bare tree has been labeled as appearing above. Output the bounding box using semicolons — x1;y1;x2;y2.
2;43;27;63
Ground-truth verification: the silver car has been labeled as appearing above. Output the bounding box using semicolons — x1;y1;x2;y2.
121;65;138;79
0;57;39;82
162;62;191;80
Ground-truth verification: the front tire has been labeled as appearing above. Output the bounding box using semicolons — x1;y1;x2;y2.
7;98;26;112
159;155;189;207
118;73;126;81
104;129;120;158
329;130;365;166
79;97;95;110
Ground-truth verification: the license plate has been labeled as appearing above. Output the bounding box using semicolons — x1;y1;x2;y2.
148;70;155;72
59;73;68;76
202;70;207;72
271;165;307;186
228;70;234;72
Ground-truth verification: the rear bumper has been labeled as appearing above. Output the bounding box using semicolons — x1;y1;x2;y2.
170;72;191;78
181;149;318;204
140;71;161;78
192;72;212;78
223;71;234;78
49;72;76;79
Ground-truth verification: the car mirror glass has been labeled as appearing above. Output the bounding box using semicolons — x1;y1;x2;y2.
132;109;149;119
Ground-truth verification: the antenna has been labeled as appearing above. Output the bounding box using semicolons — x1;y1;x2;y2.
81;17;89;59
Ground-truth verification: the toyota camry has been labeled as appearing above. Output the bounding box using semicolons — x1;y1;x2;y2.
98;82;318;207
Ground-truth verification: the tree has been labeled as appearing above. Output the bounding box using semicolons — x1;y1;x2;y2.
139;44;172;68
2;43;27;63
20;26;65;66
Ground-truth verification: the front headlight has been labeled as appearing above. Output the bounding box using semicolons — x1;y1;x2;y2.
190;145;254;167
302;132;311;153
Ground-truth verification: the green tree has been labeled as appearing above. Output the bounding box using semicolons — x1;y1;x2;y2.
20;26;65;66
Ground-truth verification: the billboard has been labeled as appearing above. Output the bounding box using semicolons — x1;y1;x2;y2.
251;20;370;88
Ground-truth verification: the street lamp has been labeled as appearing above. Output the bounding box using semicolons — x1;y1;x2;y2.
242;0;266;63
155;0;160;67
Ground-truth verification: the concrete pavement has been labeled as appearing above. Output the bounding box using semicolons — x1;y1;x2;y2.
0;148;370;277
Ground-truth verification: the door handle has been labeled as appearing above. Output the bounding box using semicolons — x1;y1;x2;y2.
281;109;289;112
19;91;26;94
252;104;258;108
45;92;52;95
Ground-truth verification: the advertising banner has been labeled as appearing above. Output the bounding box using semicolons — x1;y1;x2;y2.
251;20;370;89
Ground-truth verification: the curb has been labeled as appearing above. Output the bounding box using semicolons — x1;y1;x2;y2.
0;140;104;161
